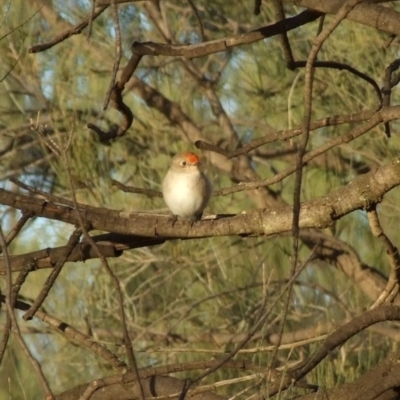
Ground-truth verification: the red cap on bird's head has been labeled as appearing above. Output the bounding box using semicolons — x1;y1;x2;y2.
182;152;200;165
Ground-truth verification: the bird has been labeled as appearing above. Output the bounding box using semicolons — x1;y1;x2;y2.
162;152;212;220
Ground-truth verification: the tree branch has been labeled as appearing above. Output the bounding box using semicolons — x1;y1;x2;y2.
131;10;322;59
0;156;400;242
282;0;400;36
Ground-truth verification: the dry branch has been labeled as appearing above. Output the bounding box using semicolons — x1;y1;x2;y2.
282;0;400;36
23;228;82;320
368;206;400;307
0;294;127;371
291;306;400;379
295;351;400;400
0;227;54;399
131;10;321;59
196;107;380;158
0;156;400;247
0;238;123;273
29;5;109;53
87;54;142;142
57;373;228;400
54;349;300;400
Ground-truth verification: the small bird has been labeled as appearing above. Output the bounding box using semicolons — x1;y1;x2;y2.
162;152;212;220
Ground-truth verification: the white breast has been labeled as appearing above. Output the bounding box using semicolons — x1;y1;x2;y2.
162;169;210;219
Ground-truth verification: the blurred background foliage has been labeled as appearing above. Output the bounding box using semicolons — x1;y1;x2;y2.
1;0;400;398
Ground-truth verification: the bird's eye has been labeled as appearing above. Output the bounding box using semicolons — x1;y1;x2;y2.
181;161;187;166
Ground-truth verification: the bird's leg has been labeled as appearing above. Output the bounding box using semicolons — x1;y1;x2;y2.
170;214;178;227
189;212;202;228
195;212;203;220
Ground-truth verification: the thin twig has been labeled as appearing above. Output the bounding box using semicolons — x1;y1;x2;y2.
0;294;127;371
195;107;381;159
0;262;36;363
0;6;42;42
62;134;145;398
87;0;97;40
216;113;384;196
187;246;318;391
103;0;122;110
280;1;366;370
291;60;382;105
291;306;400;381
271;0;295;68
381;58;400;137
78;379;107;400
368;205;400;308
0;226;54;399
31;122;143;390
23;227;82;320
0;211;37;360
88;54;142;142
112;179;163;197
2;212;32;250
29;5;109;53
186;0;204;41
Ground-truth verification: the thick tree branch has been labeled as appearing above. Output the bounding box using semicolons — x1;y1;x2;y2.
1;157;400;244
295;351;400;400
282;0;400;36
